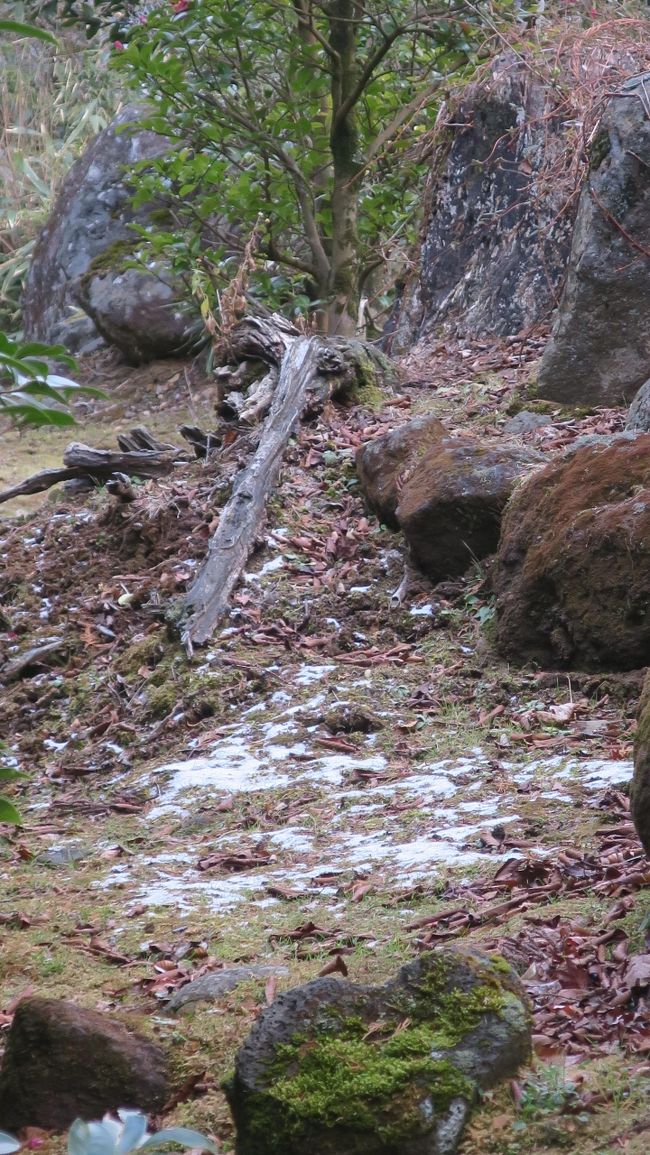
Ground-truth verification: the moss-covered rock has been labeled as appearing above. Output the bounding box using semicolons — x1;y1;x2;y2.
494;434;650;670
224;947;531;1155
0;997;168;1131
631;669;650;855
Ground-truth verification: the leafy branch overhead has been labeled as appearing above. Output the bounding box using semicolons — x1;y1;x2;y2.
113;0;488;334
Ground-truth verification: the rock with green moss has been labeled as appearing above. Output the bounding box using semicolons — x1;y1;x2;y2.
76;248;201;366
224;947;531;1155
494;433;650;670
0;997;168;1132
631;670;650;855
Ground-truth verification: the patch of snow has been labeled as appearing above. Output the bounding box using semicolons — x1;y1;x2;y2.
293;664;335;686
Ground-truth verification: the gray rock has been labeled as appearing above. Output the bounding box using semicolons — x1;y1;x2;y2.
503;411;554;436
22;105;181;354
538;74;650;406
415;55;573;342
167;966;289;1013
0;997;168;1131
225;947;531;1155
75;260;201;366
627;378;650;431
395;437;543;582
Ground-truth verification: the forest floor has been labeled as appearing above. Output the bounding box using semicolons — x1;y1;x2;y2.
0;332;648;1155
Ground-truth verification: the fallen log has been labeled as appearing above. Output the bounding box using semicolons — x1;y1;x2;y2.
175;319;394;652
0;434;186;505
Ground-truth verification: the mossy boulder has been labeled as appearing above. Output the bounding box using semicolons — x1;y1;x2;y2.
224;947;531;1155
356;415;448;530
494;434;650;669
0;997;168;1131
395;438;543;583
631;670;650;855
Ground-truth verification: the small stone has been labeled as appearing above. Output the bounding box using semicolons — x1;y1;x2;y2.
167;966;289;1013
395;437;543;582
503;412;553;436
0;998;168;1132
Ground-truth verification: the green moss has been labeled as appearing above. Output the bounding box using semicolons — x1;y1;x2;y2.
79;239;141;289
268;1024;474;1142
588;128;611;172
115;634;166;676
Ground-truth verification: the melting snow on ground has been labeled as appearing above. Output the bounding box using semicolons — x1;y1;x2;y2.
90;664;633;914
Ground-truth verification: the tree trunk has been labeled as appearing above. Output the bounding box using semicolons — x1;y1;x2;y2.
328;1;362;336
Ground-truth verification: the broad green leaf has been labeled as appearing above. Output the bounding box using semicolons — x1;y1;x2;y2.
0;798;22;825
0;20;58;45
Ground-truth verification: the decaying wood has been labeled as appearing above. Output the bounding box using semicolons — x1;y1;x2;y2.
0;431;186;505
177;318;395;651
1;637;69;684
178;336;318;652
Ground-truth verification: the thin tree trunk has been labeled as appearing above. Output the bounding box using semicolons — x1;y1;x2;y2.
328;0;362;336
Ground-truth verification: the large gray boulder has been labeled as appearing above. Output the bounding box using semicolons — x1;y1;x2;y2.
75;255;200;366
225;947;531;1155
494;434;650;670
0;997;168;1131
627;378;650;432
22;106;185;354
414;55;574;343
538;75;650;406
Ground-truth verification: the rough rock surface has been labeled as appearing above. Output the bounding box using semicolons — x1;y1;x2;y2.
627;379;650;432
356;415;447;529
538;75;650;405
631;670;650;856
395;437;542;581
22;106;179;353
494;434;650;670
0;997;168;1131
225;947;531;1155
75;259;200;366
167;966;289;1014
414;55;573;343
